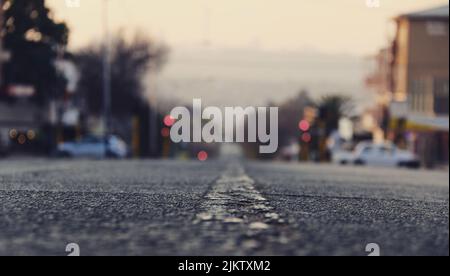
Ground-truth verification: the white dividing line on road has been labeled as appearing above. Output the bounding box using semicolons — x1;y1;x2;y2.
195;163;283;231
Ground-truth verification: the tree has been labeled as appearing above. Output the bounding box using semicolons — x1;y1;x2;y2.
242;90;314;160
1;0;69;103
278;90;314;146
317;94;353;135
75;32;168;117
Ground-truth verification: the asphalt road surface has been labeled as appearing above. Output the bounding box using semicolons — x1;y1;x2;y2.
0;157;448;256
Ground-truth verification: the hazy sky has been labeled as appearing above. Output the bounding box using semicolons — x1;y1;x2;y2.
48;0;448;55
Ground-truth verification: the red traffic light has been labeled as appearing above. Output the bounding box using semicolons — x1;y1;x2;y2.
301;133;312;143
299;120;310;132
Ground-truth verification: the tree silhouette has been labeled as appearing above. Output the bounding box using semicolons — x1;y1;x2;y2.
75;33;168;117
317;94;353;135
1;0;69;103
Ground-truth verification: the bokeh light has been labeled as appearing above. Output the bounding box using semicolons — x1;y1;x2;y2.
161;128;170;138
18;134;27;145
27;130;36;140
197;151;208;162
163;115;175;127
301;133;312;143
299;120;310;132
9;129;18;139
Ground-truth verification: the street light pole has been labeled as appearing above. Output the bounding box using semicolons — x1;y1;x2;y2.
102;0;112;156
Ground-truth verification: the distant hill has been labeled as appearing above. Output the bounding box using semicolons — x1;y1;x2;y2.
148;46;375;113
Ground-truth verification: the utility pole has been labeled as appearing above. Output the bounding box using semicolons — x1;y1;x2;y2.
102;0;112;156
148;73;159;157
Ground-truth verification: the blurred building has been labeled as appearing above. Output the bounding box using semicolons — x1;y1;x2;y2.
365;47;393;137
0;58;79;156
368;5;449;168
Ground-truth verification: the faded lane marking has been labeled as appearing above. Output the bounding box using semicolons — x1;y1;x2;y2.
194;163;284;231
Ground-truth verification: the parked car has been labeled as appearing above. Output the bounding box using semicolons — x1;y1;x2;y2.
353;142;420;168
332;150;355;165
57;135;128;159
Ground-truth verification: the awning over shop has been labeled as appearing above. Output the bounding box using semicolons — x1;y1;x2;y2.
390;115;449;132
408;115;449;131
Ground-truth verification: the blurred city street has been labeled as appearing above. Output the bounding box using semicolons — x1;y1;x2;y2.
0;0;448;258
0;156;448;256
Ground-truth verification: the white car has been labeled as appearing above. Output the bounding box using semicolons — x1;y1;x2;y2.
352;142;420;169
332;150;355;165
57;135;128;159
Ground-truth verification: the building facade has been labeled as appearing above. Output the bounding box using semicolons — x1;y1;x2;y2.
392;6;449;168
369;5;449;168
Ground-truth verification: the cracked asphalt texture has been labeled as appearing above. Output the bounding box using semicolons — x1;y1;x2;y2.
0;158;448;256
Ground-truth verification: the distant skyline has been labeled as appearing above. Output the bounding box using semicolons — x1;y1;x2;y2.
48;0;448;55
